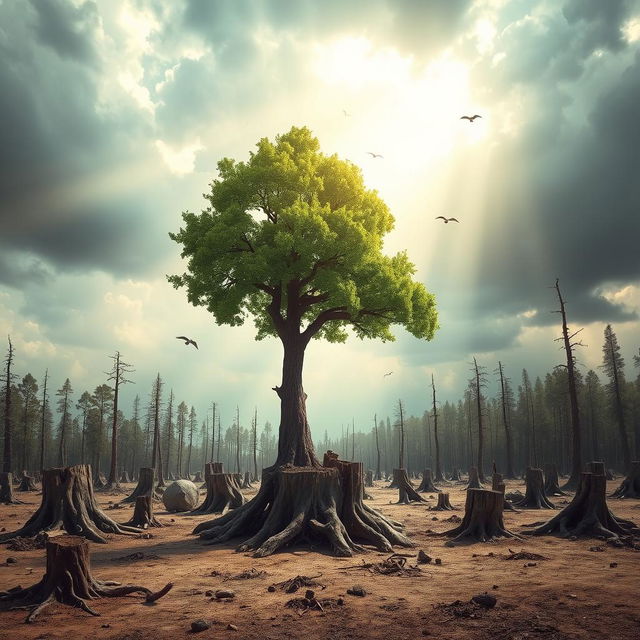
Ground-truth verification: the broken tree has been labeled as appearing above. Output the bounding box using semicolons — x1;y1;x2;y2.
0;535;171;622
169;126;436;556
0;465;140;543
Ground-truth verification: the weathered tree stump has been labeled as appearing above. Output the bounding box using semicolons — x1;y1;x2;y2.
417;468;441;493
443;489;521;546
0;465;140;544
1;472;24;504
492;472;517;512
450;468;461;481
395;468;427;504
465;466;483;490
193;471;204;484
429;492;455;511
119;471;131;484
193;452;413;557
525;464;639;540
241;471;254;489
606;468;615;480
365;469;374;487
125;495;163;529
611;461;640;499
190;473;245;514
0;535;172;622
121;467;161;504
17;471;38;492
543;464;567;496
514;468;555;509
93;472;107;490
387;468;413;489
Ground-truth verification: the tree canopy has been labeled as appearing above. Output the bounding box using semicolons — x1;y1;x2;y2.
169;126;438;346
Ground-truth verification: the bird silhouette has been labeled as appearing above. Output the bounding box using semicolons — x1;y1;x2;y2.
435;216;459;224
176;336;198;349
384;371;393;377
367;152;383;159
460;114;482;122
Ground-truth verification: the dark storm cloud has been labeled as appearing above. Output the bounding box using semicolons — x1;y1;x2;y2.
0;0;167;278
0;252;52;289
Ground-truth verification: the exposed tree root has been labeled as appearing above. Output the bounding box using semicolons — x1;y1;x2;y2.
0;466;140;544
125;495;163;529
18;472;38;492
611;461;640;499
241;471;254;489
514;468;556;509
395;468;427;504
190;472;245;515
442;489;521;546
450;468;462;482
417;468;441;493
429;493;455;511
193;453;413;557
465;467;483;490
0;536;172;623
544;464;567;496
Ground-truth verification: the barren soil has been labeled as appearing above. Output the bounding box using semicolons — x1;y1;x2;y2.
1;478;639;639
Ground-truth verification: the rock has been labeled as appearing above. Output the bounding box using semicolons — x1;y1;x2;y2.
305;590;315;600
610;562;618;568
191;620;211;632
417;550;432;564
6;557;17;564
227;624;238;631
162;479;199;512
205;590;213;596
215;588;235;599
347;585;366;597
434;558;442;565
471;593;497;608
337;597;344;605
267;585;276;592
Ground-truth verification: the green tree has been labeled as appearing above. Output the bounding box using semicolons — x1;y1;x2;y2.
18;374;39;471
56;378;73;466
169;126;437;556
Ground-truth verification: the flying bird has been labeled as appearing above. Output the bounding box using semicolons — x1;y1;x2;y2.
435;216;459;224
176;336;198;349
367;152;383;158
460;114;482;122
384;371;393;377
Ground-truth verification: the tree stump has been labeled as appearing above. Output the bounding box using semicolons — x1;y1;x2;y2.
450;468;461;482
525;465;639;540
395;468;427;504
543;464;567;496
606;468;615;481
190;473;245;514
429;492;455;511
121;467;161;504
465;467;483;490
442;489;521;546
119;471;131;484
417;468;441;493
1;472;25;504
0;465;140;544
0;535;172;622
93;472;106;490
241;471;254;489
193;452;413;557
514;468;555;509
193;471;204;484
365;469;374;487
387;468;413;489
125;495;163;529
611;461;640;499
492;472;517;512
18;471;38;492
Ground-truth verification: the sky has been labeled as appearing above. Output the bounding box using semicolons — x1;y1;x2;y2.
1;0;639;439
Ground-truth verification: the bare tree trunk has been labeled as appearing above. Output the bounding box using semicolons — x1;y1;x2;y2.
431;374;443;482
3;337;14;473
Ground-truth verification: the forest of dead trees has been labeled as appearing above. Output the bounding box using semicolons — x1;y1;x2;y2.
1;324;639;482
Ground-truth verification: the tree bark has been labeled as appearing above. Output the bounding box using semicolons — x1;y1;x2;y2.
0;535;172;622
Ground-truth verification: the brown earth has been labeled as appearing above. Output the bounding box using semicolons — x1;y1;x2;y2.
1;478;639;640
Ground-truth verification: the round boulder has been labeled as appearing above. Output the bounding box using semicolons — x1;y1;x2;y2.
162;479;199;512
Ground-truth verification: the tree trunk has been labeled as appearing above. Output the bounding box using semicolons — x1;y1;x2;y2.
0;465;140;543
18;472;37;492
1;472;24;504
0;535;172;622
365;469;374;487
498;362;516;478
443;488;521;546
543;463;567;497
514;467;555;509
121;467;160;504
491;472;517;511
394;468;427;504
611;461;640;499
525;463;638;540
190;472;245;515
466;466;483;490
125;495;163;529
417;468;440;493
241;470;254;489
429;493;455;511
3;338;13;474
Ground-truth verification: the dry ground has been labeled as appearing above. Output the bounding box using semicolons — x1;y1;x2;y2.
1;476;639;640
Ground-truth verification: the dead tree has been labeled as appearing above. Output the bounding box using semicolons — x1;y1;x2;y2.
465;466;483;490
525;462;638;540
373;413;382;481
0;535;172;622
365;469;374;487
442;488;521;545
491;472;516;512
18;472;37;492
1;472;24;504
417;468;440;493
431;374;445;482
543;463;567;496
39;369;49;472
429;492;455;511
121;467;160;503
611;461;640;499
514;467;555;509
395;468;427;504
2;336;15;474
0;465;140;543
125;495;163;529
252;407;259;482
470;358;488;482
496;361;516;478
190;471;245;514
554;279;584;490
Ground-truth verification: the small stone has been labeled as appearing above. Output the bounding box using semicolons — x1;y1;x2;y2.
417;550;432;564
492;585;499;590
567;594;577;599
215;588;235;599
6;557;17;564
227;624;238;631
205;590;213;596
434;558;442;565
431;516;438;521
347;585;366;597
337;597;344;605
305;589;315;600
191;620;210;632
471;593;497;608
267;585;276;592
526;562;537;567
610;562;618;568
